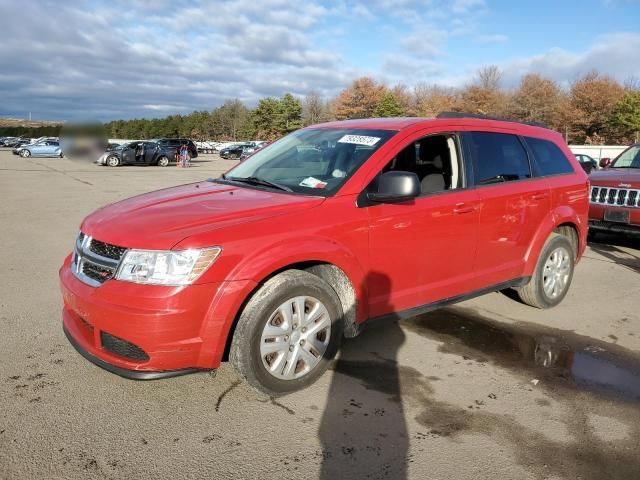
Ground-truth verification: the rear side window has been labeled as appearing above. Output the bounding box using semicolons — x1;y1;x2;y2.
465;132;531;185
525;137;574;176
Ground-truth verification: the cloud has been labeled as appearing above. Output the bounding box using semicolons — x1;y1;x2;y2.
499;32;640;87
1;0;638;121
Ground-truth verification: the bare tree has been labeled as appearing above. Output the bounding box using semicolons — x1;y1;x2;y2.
302;91;325;126
475;65;502;91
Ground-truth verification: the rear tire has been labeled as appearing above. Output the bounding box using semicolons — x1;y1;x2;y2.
157;156;169;167
516;233;575;309
230;270;343;396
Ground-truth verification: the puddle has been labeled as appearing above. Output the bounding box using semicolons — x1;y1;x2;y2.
403;307;640;402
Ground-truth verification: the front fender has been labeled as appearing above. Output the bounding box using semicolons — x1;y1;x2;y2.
230;235;367;300
196;236;369;367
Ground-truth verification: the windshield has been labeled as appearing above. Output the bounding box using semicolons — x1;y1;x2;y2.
612;145;640;168
220;128;396;196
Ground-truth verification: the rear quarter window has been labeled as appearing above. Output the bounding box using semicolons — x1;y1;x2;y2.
525;137;574;176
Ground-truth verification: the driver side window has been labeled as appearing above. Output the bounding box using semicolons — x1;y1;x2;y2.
377;134;462;196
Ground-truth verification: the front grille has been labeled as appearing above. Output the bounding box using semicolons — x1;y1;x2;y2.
100;332;149;362
590;186;640;208
82;262;115;283
89;240;126;261
71;232;126;287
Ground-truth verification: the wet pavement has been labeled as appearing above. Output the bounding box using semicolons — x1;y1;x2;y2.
404;307;640;403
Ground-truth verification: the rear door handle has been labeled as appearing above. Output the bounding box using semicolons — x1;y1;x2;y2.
453;203;475;214
531;192;549;200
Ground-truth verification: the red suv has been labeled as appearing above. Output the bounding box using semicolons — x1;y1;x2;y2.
59;114;589;394
588;143;640;236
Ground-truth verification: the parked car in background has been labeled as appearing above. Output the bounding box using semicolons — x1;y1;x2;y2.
13;140;63;158
220;143;253;159
154;138;198;160
575;154;598;174
588;143;640;237
97;141;171;167
60;113;588;395
195;141;220;154
4;137;29;148
240;141;269;160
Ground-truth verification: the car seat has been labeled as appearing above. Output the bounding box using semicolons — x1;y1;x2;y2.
419;137;448;194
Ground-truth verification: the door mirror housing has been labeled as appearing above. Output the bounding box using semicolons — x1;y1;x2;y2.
367;171;421;203
599;157;611;169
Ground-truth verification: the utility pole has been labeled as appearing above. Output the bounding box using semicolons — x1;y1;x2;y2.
29;112;31;121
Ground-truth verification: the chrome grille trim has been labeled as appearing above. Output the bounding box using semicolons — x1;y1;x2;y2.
590;186;640;208
71;233;127;287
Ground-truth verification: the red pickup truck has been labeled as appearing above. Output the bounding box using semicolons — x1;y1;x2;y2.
59;114;589;395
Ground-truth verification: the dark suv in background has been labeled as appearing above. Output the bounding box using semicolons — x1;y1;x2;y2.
154;138;198;159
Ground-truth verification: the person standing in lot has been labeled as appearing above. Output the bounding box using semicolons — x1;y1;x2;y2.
178;144;190;168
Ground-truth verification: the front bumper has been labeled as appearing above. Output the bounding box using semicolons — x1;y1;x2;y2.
63;323;205;379
59;254;254;378
589;220;640;236
589;203;640;236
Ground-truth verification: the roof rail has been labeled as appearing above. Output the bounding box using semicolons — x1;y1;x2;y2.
436;111;548;129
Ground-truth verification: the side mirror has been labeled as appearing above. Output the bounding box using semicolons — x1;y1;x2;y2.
599;157;611;169
367;171;421;203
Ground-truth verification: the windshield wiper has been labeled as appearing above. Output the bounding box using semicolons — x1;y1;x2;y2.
223;175;293;192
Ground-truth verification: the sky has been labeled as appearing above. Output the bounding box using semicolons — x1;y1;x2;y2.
1;0;640;121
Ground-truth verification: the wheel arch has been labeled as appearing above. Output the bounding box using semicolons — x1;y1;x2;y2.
214;258;362;364
524;207;586;275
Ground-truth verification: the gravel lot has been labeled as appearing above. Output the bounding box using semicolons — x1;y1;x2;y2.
1;148;639;480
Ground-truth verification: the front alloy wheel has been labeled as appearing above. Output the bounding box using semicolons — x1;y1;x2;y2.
20;150;31;157
230;269;343;395
106;155;119;167
260;296;331;380
157;156;169;167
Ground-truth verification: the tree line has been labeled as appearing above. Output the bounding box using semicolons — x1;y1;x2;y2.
104;67;640;144
4;67;640;144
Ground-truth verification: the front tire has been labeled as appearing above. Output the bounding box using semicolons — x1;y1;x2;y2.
20;150;31;158
106;155;120;167
230;270;343;396
516;233;575;309
157;156;169;167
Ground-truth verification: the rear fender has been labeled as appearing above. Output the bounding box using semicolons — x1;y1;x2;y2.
524;206;585;275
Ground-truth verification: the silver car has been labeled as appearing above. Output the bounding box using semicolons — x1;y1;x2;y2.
13;140;63;158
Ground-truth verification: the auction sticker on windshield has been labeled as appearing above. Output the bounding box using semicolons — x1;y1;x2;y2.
337;135;380;146
299;177;328;189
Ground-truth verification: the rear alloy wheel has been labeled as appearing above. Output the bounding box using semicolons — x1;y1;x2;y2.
516;233;575;309
20;150;31;158
230;270;343;396
106;155;120;167
157;156;169;167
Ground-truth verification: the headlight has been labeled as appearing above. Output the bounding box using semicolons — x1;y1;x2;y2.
115;247;221;285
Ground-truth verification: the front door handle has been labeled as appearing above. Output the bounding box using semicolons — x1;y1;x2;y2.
453;203;475;214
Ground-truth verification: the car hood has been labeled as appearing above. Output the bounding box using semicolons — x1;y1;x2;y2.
81;181;325;250
590;168;640;187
